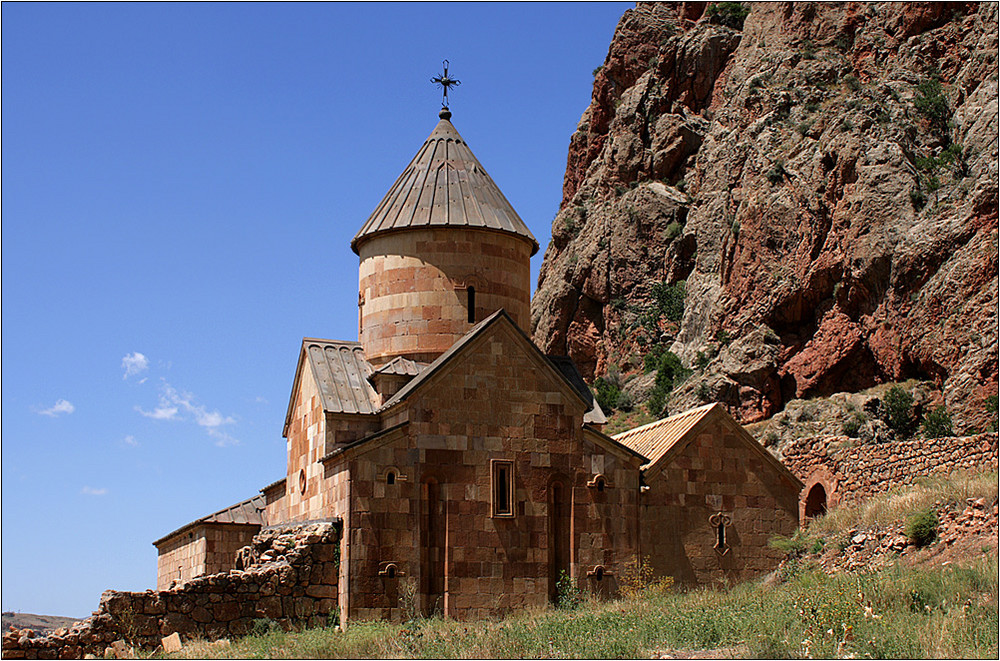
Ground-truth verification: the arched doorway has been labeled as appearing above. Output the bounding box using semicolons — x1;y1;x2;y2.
804;483;827;518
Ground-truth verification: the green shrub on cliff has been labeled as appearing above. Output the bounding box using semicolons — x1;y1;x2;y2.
706;2;749;30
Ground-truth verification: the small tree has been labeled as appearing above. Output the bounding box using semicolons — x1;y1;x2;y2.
883;385;917;438
921;405;953;438
706;2;750;30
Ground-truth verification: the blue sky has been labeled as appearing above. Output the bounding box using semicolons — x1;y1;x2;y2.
1;2;632;617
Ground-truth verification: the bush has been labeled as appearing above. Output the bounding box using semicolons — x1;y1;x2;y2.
922;405;953;438
883;385;918;438
914;77;950;132
593;376;621;412
618;556;673;600
987;395;999;433
555;570;583;609
650;280;686;323
843;74;862;91
706;2;749;30
696;381;712;402
647;350;691;416
843;410;866;438
616;389;634;413
909;188;927;210
905;508;939;547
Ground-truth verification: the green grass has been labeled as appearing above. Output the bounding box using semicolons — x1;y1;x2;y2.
161;471;999;659
162;556;997;659
809;470;998;538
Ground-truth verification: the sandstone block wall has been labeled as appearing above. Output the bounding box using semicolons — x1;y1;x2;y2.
2;522;340;660
642;420;801;586
344;321;641;621
782;433;999;517
156;523;260;590
358;227;533;365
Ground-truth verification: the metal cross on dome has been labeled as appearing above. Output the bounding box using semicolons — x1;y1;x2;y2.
431;60;461;109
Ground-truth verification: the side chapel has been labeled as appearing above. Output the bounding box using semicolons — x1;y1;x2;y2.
154;103;803;623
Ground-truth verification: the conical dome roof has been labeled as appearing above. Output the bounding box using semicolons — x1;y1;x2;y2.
351;110;539;255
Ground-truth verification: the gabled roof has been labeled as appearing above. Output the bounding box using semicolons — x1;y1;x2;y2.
547;356;607;425
379;309;589;413
613;403;717;467
613;403;803;487
372;356;426;378
351;110;539;256
283;338;380;436
153;495;265;547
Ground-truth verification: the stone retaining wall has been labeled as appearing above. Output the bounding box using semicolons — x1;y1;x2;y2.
781;433;999;519
2;521;340;659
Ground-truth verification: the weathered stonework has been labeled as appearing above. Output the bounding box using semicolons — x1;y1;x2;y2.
2;523;340;659
155;524;259;590
781;433;1000;519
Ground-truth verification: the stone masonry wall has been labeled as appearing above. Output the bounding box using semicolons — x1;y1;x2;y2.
344;320;642;622
156;524;260;590
782;433;999;517
2;522;340;660
642;419;801;587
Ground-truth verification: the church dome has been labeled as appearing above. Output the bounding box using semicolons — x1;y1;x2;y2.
353;109;535;366
351;109;539;256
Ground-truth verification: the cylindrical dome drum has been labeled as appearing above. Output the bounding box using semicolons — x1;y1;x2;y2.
352;109;538;366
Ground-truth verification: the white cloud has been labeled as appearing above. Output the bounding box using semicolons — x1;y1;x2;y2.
136;382;238;445
81;486;108;496
38;399;75;417
136;404;179;420
208;428;240;448
123;435;139;447
122;352;149;379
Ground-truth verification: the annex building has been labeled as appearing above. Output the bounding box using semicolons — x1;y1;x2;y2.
153;107;802;623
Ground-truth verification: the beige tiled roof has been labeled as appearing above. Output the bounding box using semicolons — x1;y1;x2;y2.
303;339;380;415
613;403;719;466
351;111;539;255
153;495;265;547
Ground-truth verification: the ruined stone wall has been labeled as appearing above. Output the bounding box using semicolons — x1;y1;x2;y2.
2;522;340;660
641;419;801;586
782;433;999;516
155;524;260;590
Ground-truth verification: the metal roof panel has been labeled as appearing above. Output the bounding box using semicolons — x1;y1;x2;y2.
352;113;538;255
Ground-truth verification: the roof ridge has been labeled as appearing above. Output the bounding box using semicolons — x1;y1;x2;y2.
613;402;718;439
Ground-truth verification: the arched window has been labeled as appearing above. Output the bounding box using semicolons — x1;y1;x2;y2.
386;470;396;485
467;286;476;323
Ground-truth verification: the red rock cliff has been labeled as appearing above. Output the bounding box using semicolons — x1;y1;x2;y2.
531;2;998;429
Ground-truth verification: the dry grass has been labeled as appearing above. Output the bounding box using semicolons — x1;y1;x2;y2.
809;469;998;537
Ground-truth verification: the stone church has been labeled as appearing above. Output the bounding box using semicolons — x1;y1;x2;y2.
154;106;803;623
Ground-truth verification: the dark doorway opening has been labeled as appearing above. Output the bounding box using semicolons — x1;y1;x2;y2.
805;483;828;518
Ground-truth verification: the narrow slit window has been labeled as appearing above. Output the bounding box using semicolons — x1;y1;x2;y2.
492;460;514;517
386;471;396;485
467;286;476;323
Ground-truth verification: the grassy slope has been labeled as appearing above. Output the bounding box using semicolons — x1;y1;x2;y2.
163;472;999;660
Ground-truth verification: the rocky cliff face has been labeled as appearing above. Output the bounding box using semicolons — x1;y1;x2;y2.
532;2;998;430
